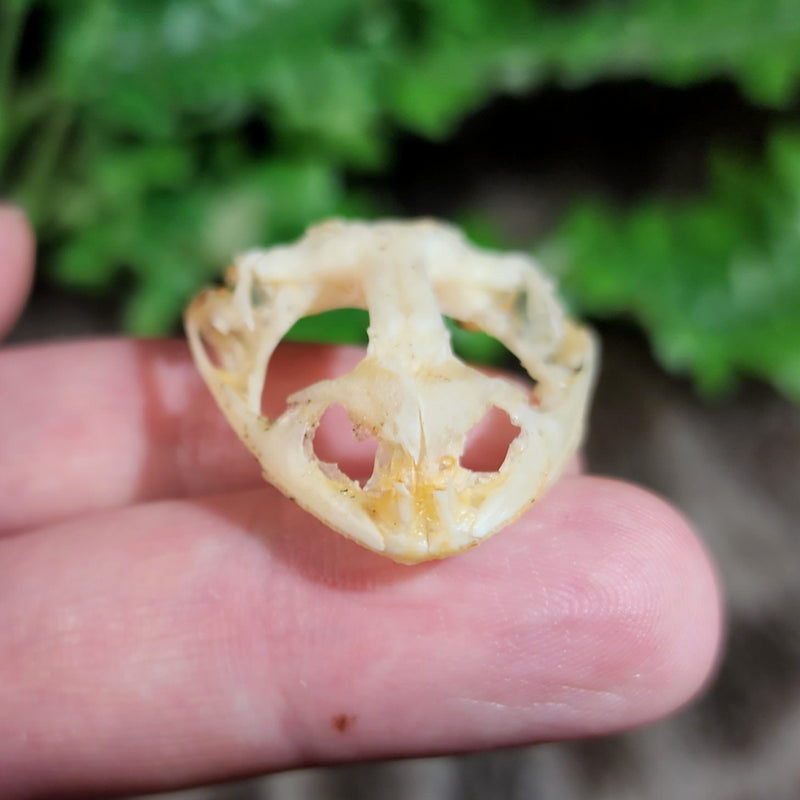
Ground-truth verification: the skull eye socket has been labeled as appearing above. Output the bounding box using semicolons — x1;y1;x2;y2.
459;406;521;473
312;404;378;488
260;344;367;419
259;308;371;419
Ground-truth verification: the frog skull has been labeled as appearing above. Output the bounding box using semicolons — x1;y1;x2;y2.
184;219;597;564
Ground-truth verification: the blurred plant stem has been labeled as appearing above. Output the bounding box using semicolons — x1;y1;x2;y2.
16;104;72;223
0;0;31;169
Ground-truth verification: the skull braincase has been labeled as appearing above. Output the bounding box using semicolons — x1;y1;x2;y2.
185;219;597;564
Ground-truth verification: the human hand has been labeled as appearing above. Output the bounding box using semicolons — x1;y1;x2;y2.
0;206;721;798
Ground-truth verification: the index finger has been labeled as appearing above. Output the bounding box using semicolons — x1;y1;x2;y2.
1;340;555;533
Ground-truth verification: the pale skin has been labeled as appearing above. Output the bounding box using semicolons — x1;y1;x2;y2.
0;206;721;798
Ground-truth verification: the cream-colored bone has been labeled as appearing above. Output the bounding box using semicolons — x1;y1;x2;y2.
185;219;597;563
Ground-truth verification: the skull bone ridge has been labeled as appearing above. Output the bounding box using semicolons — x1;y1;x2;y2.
185;219;597;564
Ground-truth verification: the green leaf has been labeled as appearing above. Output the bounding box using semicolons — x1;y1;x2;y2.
544;129;800;400
5;0;800;395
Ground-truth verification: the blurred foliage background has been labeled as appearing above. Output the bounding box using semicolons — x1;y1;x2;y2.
1;0;799;398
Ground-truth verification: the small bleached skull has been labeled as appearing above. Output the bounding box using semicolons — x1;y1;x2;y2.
185;219;597;564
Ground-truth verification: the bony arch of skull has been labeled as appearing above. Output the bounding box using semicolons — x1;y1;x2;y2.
185;219;597;564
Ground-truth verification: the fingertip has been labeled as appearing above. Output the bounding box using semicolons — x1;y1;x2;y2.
626;482;723;720
457;476;724;739
0;205;35;338
554;477;723;729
